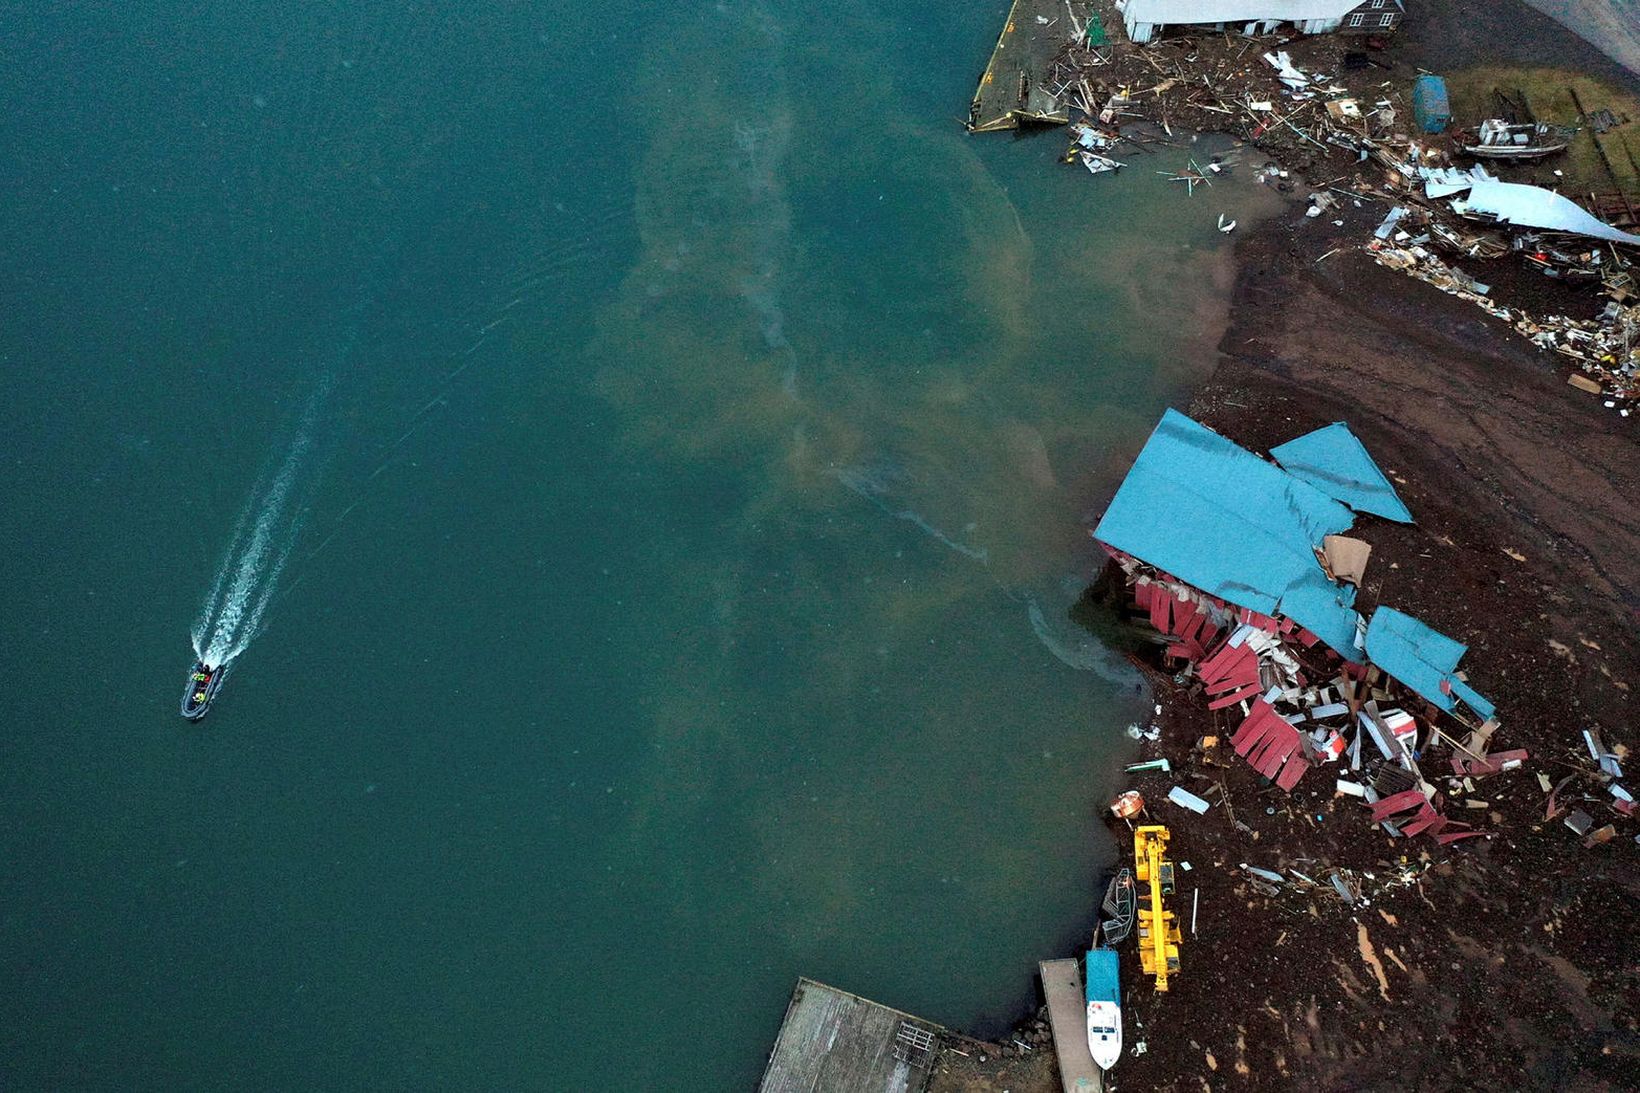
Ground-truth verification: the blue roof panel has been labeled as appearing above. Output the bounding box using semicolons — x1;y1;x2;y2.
1278;577;1362;658
1095;410;1362;659
1269;422;1413;524
1364;606;1494;719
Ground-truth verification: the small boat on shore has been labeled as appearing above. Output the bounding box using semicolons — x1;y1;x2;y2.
1085;947;1122;1070
181;660;226;720
1460;119;1574;160
1099;867;1136;946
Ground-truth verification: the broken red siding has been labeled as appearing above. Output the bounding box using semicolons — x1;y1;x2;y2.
1231;699;1313;790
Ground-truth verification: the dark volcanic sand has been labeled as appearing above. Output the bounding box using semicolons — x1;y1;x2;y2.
1108;7;1640;1076
1103;208;1640;1092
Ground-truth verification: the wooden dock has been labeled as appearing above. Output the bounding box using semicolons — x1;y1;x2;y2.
759;978;946;1093
968;0;1076;132
1039;959;1103;1093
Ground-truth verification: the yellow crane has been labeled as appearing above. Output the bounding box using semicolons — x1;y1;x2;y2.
1133;824;1182;991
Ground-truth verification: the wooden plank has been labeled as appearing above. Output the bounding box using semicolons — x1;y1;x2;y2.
759;978;945;1093
970;0;1074;132
1039;959;1104;1093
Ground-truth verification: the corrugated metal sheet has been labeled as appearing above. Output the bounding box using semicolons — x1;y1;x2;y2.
1231;698;1311;788
1363;607;1496;720
1421;164;1495;199
1093;410;1363;660
1270;422;1414;524
1453;180;1640;245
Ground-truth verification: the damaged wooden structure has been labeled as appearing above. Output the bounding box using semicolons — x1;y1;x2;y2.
1094;411;1514;847
1368;159;1639;402
1115;0;1404;44
969;0;1080;132
758;978;945;1093
1015;9;1637;403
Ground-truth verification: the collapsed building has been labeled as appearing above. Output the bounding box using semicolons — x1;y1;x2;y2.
1093;409;1509;844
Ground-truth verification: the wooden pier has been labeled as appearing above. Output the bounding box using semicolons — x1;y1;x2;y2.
969;0;1078;132
759;978;946;1093
1039;958;1103;1093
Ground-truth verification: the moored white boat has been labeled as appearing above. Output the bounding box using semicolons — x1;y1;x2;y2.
1085;948;1122;1070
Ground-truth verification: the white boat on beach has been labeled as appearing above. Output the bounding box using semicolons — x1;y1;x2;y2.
1460;118;1574;160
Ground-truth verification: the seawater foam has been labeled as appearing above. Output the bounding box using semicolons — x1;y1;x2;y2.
192;389;325;668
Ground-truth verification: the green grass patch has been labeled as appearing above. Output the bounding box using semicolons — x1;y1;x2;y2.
1441;66;1640;202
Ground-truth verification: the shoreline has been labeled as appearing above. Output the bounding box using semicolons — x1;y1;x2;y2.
926;2;1637;1089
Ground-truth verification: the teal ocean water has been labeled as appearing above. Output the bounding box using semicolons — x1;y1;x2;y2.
0;1;1275;1087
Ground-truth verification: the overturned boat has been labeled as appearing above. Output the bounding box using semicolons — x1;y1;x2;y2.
1460;119;1574;160
1085;947;1122;1070
180;660;226;720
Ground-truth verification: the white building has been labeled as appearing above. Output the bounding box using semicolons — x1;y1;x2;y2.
1116;0;1404;44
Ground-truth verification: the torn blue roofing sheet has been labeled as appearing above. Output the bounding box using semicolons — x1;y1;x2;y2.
1364;607;1497;721
1094;409;1364;659
1270;423;1413;524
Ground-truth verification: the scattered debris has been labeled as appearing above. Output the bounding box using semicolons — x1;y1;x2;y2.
996;17;1640;407
1094;410;1512;846
1080;150;1126;174
1168;786;1212;814
1111;790;1147;819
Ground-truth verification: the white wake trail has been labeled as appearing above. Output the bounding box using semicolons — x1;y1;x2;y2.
192;400;322;669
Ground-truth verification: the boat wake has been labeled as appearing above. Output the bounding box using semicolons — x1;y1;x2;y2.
191;390;326;669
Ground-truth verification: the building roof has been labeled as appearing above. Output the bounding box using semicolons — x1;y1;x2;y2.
1421;164;1495;199
1364;607;1497;720
1270;422;1414;523
1453;179;1640;245
1120;0;1381;23
1094;409;1364;658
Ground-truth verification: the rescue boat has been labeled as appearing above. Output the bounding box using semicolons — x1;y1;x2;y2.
180;660;226;720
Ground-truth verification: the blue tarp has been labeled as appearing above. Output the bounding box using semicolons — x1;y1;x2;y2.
1412;74;1450;134
1363;607;1496;721
1270;422;1414;524
1085;949;1120;1006
1094;410;1363;659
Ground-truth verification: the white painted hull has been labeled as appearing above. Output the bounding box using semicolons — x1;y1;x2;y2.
1086;999;1122;1069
